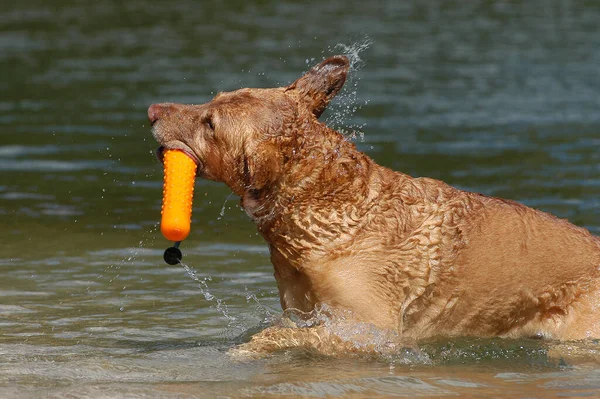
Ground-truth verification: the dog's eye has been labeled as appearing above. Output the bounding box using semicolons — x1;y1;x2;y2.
205;118;215;131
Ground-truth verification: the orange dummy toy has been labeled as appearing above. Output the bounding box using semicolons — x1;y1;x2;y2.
160;149;197;264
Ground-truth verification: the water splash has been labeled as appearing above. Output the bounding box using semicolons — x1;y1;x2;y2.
324;36;373;141
333;37;372;71
180;262;237;324
217;192;235;221
270;303;429;363
245;287;275;325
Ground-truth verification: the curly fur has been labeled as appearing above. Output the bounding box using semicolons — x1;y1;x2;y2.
149;56;600;354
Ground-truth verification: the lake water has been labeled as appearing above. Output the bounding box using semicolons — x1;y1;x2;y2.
2;0;600;397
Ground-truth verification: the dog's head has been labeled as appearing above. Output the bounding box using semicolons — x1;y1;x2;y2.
149;56;349;196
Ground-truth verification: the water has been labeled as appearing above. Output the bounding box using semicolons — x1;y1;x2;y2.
2;0;600;397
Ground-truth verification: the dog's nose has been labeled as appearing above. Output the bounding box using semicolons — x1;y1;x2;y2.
148;103;166;124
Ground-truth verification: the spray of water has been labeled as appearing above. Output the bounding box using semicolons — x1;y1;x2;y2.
245;287;275;323
217;192;234;221
180;262;237;324
324;36;373;141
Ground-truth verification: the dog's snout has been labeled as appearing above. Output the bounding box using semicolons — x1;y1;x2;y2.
148;104;164;125
149;103;178;125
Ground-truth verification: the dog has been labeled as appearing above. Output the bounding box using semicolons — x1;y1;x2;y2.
149;56;600;354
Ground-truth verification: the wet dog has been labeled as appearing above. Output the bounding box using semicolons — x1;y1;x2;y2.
149;56;600;353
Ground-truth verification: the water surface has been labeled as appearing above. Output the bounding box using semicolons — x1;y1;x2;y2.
2;0;600;397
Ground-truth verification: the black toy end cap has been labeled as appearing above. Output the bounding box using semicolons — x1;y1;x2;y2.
163;246;182;265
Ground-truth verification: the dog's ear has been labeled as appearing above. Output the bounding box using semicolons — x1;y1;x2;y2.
287;55;350;118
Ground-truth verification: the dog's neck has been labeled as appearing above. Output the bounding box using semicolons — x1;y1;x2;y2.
241;119;387;268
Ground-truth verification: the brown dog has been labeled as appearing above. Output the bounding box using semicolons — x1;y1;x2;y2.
149;56;600;350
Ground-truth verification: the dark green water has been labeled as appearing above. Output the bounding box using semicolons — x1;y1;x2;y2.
2;0;600;397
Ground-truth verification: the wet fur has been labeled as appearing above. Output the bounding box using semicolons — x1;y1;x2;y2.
149;56;600;354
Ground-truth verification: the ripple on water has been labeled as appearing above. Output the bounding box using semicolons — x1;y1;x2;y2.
0;290;53;297
0;305;36;315
244;376;454;397
0;159;112;172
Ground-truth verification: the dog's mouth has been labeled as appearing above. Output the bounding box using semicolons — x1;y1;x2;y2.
156;144;202;173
